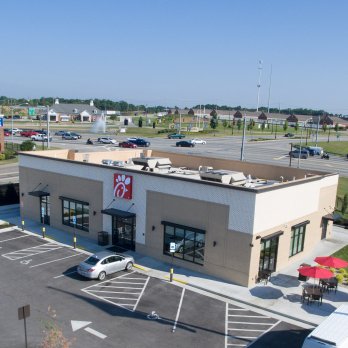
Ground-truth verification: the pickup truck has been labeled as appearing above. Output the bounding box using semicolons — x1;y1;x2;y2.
31;134;52;142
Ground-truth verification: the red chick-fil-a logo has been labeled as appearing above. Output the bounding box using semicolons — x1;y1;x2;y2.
114;173;133;199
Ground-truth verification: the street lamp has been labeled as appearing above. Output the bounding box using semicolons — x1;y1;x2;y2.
297;118;312;168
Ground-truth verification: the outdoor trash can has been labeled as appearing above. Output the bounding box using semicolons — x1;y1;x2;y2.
298;263;310;281
98;231;109;246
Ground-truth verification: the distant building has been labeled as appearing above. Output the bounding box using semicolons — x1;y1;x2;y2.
48;99;102;122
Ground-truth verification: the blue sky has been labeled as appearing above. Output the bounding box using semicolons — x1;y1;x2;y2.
1;0;348;114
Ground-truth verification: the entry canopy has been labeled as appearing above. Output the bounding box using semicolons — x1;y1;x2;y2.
101;208;135;218
28;191;50;197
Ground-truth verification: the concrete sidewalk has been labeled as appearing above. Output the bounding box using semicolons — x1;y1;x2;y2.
2;204;348;328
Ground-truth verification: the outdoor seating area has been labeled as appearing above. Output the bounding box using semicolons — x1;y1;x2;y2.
297;255;348;306
257;270;272;285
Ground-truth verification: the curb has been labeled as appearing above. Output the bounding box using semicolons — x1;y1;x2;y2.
164;275;188;285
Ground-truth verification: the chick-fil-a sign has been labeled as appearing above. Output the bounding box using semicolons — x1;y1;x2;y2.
114;173;133;199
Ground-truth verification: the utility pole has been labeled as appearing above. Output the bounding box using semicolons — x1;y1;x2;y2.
256;60;263;112
267;64;272;114
240;115;247;161
46;105;50;149
315;115;320;147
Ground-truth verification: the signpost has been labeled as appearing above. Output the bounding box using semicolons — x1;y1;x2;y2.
0;117;3;127
18;305;30;348
169;242;176;282
72;216;77;249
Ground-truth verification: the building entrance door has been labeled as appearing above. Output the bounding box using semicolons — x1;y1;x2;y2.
40;196;50;225
259;236;279;272
112;216;135;251
321;219;328;240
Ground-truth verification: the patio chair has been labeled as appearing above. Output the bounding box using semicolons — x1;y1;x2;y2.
301;289;310;304
309;293;322;306
257;270;271;285
326;282;337;294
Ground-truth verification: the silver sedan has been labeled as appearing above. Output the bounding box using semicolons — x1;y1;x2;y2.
77;251;134;280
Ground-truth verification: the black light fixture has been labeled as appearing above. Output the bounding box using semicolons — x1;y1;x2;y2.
93;211;97;216
21;193;25;197
213;241;217;247
256;235;261;240
249;243;254;247
152;225;155;231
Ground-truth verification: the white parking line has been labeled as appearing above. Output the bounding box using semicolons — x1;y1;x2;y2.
133;276;150;311
2;243;62;260
30;254;81;268
172;287;185;333
0;235;30;243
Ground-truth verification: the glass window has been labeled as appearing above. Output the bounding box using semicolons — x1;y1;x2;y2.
163;222;205;265
61;199;89;232
289;223;307;257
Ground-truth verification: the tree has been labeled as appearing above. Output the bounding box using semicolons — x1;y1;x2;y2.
334;123;339;132
294;122;299;132
237;119;242;131
283;120;288;131
210;114;218;131
322;123;327;133
261;122;265;132
138;116;143;128
222;119;228;132
342;193;348;214
152;121;156;129
110;115;117;124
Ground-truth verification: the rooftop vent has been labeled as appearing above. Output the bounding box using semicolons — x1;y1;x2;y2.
132;157;172;172
200;169;246;185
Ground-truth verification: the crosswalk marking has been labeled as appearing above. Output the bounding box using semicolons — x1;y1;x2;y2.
81;271;150;312
2;242;62;260
225;303;279;348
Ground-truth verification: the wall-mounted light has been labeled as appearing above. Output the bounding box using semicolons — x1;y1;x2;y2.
21;193;25;197
249;243;254;247
93;211;97;216
255;235;261;240
213;241;217;247
152;225;155;231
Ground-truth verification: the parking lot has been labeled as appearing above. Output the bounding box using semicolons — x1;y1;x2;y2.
0;228;310;348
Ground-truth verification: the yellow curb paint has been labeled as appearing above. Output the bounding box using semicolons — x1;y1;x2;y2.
134;264;150;272
164;275;188;285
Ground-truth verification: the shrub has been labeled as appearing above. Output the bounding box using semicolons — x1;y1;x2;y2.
20;140;36;151
0;153;5;161
4;149;16;160
338;268;347;274
336;274;344;284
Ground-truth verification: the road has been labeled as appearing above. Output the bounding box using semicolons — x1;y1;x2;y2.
2;133;348;185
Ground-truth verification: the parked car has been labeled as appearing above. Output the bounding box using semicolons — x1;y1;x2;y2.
54;130;66;136
69;132;82;139
176;140;195;147
77;251;134;280
284;133;294;137
97;137;118;144
4;131;10;136
289;149;309;159
175;232;205;253
119;141;137;148
168;133;185;139
31;133;52;142
191;138;207;144
128;138;150;147
20;130;38;137
11;128;23;134
13;115;21;120
62;132;78;140
306;146;323;156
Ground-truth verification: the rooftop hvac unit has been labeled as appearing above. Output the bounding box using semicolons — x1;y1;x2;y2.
200;170;246;185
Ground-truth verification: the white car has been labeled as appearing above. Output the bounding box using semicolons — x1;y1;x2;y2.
11;128;23;134
97;137;118;145
191;138;207;145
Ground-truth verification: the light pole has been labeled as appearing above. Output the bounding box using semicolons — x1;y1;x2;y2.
297;118;312;168
315;115;320;147
240;115;247;161
46;105;50;149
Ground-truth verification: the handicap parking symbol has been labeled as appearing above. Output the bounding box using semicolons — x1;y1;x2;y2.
20;259;32;265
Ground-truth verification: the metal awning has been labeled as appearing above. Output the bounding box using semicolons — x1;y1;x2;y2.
260;230;284;242
28;191;50;197
322;213;341;221
101;208;135;218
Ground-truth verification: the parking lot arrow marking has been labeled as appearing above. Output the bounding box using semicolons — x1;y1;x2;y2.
71;320;91;332
84;327;107;339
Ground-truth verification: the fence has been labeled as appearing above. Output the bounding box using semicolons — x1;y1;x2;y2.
5;142;20;152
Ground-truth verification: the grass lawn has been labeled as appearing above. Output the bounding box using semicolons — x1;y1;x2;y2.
332;246;348;272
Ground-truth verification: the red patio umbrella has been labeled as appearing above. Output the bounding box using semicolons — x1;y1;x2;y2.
298;266;334;279
314;256;348;269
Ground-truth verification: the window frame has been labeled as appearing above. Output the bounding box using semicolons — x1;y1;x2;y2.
60;197;89;232
289;222;308;257
162;221;205;266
